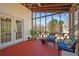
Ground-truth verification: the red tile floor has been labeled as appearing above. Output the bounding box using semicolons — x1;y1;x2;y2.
0;39;61;56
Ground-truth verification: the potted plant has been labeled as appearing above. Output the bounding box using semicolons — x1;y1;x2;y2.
30;29;37;40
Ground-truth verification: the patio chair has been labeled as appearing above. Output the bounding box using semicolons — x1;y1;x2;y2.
57;36;77;53
47;33;56;43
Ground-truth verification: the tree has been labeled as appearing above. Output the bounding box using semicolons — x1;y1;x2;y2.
48;19;58;33
58;20;64;33
48;18;63;34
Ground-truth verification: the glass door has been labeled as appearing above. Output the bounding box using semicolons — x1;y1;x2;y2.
14;18;23;41
0;15;14;49
16;20;22;40
0;17;11;44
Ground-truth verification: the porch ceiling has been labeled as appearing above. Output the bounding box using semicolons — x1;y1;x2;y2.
21;3;72;13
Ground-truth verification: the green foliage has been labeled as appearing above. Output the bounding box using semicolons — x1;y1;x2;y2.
30;29;37;37
49;19;57;33
58;20;64;32
58;20;64;24
48;18;63;33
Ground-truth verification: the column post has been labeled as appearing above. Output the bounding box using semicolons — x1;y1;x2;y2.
35;12;36;30
77;5;79;55
40;12;41;33
31;12;33;29
69;12;72;38
45;12;47;33
71;11;75;36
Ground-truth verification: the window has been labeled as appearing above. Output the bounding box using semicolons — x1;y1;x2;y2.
41;17;45;32
33;12;35;18
36;18;40;32
36;13;40;18
41;13;45;17
33;19;35;30
46;16;52;32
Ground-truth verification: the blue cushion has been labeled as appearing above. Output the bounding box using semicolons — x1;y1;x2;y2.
58;43;73;52
47;35;55;42
57;38;76;52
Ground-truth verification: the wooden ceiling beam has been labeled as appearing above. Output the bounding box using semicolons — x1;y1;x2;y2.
32;8;69;11
41;3;71;7
31;7;70;9
21;3;72;13
32;10;67;13
32;10;69;12
29;5;71;8
32;9;69;12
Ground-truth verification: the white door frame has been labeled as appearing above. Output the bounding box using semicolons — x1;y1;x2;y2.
0;15;14;49
13;18;24;44
0;13;24;49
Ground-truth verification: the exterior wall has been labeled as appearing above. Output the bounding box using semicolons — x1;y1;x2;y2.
0;3;32;49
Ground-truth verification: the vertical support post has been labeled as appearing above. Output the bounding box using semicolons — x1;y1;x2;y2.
77;6;79;55
45;12;47;33
60;14;61;39
32;12;33;29
72;12;75;36
35;12;36;30
52;15;54;34
40;12;41;33
76;5;79;56
69;12;72;38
